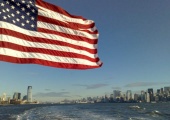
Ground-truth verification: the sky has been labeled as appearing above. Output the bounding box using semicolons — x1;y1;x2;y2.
0;0;170;102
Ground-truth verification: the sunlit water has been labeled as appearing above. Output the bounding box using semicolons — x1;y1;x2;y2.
0;103;170;120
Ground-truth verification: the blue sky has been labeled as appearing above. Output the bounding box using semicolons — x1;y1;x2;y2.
1;0;170;102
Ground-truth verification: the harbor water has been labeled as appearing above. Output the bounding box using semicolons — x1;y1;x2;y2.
0;103;170;120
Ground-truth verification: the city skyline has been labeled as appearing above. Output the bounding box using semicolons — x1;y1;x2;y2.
56;86;170;103
0;85;170;103
1;0;170;102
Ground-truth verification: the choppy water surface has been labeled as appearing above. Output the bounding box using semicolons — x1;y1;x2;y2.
0;103;170;120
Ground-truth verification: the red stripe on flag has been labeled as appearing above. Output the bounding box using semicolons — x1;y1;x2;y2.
0;41;99;62
1;28;97;54
38;16;98;34
38;28;98;44
36;0;96;30
36;0;86;20
0;55;102;69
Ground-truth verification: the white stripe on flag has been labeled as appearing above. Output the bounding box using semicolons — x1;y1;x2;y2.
1;35;98;58
36;5;94;25
1;22;97;49
0;48;100;66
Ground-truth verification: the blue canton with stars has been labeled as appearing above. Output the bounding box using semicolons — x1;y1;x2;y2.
0;0;38;31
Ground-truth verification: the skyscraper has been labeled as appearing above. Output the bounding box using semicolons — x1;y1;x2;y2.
113;90;121;99
13;92;18;100
164;87;170;95
2;93;6;101
141;91;145;102
148;88;154;102
27;86;32;103
157;89;160;95
23;95;27;101
13;92;21;100
126;90;132;101
146;92;150;102
160;88;163;94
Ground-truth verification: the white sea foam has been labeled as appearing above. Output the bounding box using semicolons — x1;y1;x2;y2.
7;103;169;120
129;117;152;120
14;105;119;120
129;106;141;109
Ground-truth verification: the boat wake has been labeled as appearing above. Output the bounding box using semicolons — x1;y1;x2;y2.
129;105;146;111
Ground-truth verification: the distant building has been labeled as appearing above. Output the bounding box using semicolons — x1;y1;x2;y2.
13;92;21;100
134;94;139;101
18;93;21;100
126;90;132;101
110;94;114;99
104;94;109;102
23;95;27;101
2;93;6;101
141;91;145;102
157;89;160;95
164;87;170;95
148;88;154;102
7;97;10;104
155;96;159;102
27;86;32;102
146;92;150;102
160;88;163;94
113;90;121;99
122;94;126;101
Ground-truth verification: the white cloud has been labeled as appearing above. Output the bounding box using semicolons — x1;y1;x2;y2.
33;92;70;97
73;84;108;89
124;82;170;87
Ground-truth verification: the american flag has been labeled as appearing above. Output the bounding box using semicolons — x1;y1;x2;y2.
0;0;102;69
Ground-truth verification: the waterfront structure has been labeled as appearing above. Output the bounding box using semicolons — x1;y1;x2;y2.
160;88;163;94
157;89;160;95
155;95;159;102
0;93;8;104
164;87;170;95
126;90;132;101
23;95;27;101
113;90;121;99
110;94;114;99
13;92;18;100
7;97;10;104
27;86;32;103
148;88;154;102
146;92;150;102
134;94;139;101
141;91;145;102
18;93;21;100
13;92;21;100
104;94;109;102
2;93;6;101
122;94;126;101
